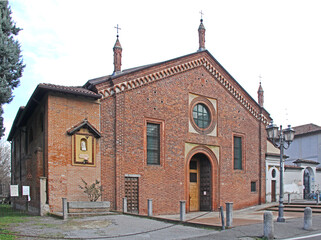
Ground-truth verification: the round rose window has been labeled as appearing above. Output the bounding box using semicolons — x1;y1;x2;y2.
192;103;210;129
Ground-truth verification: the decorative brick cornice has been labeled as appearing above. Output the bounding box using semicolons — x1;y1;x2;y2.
98;56;269;124
99;58;204;98
201;58;269;124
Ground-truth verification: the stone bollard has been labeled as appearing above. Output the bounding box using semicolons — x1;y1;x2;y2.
180;201;186;221
219;206;225;230
123;197;127;213
304;207;312;230
263;211;274;240
148;199;153;216
226;202;233;227
288;193;291;204
62;198;68;220
317;195;320;205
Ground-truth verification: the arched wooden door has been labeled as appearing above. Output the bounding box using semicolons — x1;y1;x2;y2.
189;153;212;211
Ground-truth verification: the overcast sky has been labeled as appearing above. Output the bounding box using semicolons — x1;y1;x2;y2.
3;0;321;138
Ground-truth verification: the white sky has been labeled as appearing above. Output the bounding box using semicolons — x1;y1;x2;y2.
3;0;321;139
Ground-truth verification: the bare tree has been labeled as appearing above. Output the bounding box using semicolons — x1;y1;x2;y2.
79;178;102;202
0;138;10;188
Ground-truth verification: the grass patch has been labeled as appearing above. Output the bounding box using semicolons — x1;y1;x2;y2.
0;205;30;226
0;204;29;217
0;229;16;240
0;204;32;239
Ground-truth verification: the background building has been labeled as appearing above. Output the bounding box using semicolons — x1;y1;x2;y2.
266;124;321;202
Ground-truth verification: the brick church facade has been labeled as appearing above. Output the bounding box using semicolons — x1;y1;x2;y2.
8;19;271;215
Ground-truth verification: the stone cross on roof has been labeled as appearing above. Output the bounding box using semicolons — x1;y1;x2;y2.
200;10;204;20
114;24;121;37
259;74;262;84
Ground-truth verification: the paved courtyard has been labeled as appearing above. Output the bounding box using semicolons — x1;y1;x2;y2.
3;202;321;239
3;214;217;240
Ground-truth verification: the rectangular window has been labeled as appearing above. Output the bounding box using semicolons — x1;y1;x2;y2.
234;136;242;170
251;181;256;192
190;173;197;182
147;123;160;165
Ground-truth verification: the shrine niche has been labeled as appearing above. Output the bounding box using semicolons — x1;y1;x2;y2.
67;119;101;166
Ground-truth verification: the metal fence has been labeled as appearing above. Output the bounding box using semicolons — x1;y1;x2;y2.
0;201;28;217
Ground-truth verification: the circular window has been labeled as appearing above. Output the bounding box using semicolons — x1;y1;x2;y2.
193;103;210;129
190;97;216;134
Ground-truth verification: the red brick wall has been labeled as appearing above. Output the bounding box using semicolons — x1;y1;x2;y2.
47;93;101;212
100;96;117;209
10;100;47;214
98;51;268;215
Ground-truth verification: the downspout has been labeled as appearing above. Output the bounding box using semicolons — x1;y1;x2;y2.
10;141;13;185
43;107;48;204
42;119;45;177
42;107;46;178
258;107;263;205
19;128;22;184
114;93;118;210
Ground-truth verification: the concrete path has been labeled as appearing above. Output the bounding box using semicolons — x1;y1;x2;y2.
4;202;321;239
4;214;215;240
158;202;305;227
182;215;321;240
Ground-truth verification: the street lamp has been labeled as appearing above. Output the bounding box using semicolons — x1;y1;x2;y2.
266;122;295;222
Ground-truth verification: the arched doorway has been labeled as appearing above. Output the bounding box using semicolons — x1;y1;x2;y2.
271;168;277;202
189;153;212;211
304;167;314;199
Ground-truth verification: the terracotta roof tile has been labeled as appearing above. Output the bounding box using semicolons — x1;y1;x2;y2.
39;83;101;99
293;159;319;165
293;123;321;136
285;165;304;170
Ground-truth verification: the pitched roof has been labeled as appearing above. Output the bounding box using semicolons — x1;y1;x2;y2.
293;159;320;165
293;124;321;136
7;107;24;141
84;63;158;87
85;50;271;124
285;165;304;170
67;119;101;138
38;83;101;99
9;48;272;141
8;84;101;141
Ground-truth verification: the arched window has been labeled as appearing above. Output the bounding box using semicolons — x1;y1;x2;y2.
80;138;87;151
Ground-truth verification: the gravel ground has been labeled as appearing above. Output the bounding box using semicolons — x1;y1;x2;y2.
3;214;217;240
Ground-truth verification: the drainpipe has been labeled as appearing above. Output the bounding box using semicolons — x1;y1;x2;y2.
19;128;22;184
114;93;118;210
42;108;48;204
258;107;263;205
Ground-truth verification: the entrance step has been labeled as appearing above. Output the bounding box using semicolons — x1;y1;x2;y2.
265;203;321;213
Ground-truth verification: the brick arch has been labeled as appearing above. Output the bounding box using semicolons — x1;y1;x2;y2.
185;145;219;212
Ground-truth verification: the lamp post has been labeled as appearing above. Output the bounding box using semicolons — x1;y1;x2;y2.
266;122;295;222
